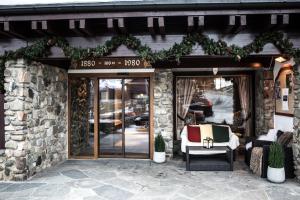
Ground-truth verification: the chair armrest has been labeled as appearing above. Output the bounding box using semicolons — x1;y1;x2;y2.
253;140;273;148
245;136;255;144
261;145;270;178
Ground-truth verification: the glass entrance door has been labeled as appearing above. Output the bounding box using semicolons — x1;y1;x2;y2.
98;78;150;158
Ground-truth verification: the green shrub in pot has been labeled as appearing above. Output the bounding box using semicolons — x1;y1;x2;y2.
267;142;285;183
155;134;166;152
153;133;166;163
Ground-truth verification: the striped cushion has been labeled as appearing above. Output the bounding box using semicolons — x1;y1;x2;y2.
277;132;293;147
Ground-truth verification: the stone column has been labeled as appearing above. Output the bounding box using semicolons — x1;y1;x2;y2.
154;69;173;157
293;65;300;182
255;70;274;136
0;59;67;181
3;59;30;181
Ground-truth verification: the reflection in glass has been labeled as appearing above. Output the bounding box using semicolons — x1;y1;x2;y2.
176;76;252;139
99;79;123;156
70;78;94;156
124;79;149;158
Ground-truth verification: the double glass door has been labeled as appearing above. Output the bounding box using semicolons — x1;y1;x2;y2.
69;77;150;159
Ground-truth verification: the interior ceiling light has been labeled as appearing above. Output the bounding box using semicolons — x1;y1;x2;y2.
251;62;262;68
275;56;287;63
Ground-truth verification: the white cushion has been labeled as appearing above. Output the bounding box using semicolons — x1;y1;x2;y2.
181;124;240;154
257;129;277;142
199;124;213;143
245;141;252;150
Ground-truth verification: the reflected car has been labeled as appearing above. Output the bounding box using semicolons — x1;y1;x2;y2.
189;98;213;117
134;113;149;127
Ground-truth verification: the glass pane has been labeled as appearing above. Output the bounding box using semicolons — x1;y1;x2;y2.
176;76;251;139
99;79;123;156
70;78;95;157
124;78;149;158
176;77;234;138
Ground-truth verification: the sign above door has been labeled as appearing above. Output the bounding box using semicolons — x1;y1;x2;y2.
71;57;152;69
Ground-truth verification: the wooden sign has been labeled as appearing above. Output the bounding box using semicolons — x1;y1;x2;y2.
72;58;152;69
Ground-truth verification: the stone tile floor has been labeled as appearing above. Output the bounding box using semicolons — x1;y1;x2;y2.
0;159;300;200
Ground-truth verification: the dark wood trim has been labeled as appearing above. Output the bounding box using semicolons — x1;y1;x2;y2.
149;73;154;160
274;66;294;117
275;112;294;117
2;9;300;21
0;93;5;149
67;77;71;158
173;70;256;140
121;79;126;157
68;73;154;159
173;74;177;141
67;73;154;78
94;78;99;159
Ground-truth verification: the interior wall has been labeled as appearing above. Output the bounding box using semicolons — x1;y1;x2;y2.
273;60;294;132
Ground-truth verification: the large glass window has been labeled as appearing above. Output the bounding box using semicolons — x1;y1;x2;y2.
176;75;252;139
70;78;95;157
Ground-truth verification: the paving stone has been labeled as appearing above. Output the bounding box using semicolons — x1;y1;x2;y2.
0;183;12;192
68;179;104;189
4;183;43;192
32;184;70;197
61;169;88;179
93;185;133;200
0;159;300;200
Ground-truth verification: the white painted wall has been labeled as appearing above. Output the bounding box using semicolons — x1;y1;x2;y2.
273;59;294;132
274;114;293;132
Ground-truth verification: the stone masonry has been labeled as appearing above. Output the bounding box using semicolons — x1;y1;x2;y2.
255;70;274;136
0;59;67;181
154;69;173;157
293;65;300;182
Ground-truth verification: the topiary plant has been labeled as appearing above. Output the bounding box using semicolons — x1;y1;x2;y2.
269;142;284;168
155;134;165;152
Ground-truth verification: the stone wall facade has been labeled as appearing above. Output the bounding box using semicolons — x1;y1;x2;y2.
255;70;275;136
0;59;67;181
154;69;173;157
293;65;300;182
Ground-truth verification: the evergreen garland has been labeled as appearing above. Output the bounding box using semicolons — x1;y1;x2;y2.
0;31;299;93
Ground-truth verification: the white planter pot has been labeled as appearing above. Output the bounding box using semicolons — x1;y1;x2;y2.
153;152;166;163
267;166;285;183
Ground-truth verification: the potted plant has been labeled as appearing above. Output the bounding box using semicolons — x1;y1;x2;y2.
267;142;285;183
153;133;166;163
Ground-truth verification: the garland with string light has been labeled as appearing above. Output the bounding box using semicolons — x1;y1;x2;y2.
0;31;299;93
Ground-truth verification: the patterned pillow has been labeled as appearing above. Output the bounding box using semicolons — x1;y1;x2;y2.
187;125;201;142
212;125;229;143
277;132;293;147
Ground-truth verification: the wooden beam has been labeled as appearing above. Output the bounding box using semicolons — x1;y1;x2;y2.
32;20;58;36
225;15;236;33
198;16;205;27
283;14;289;25
187;16;194;32
233;15;247;34
271;14;278;25
79;19;93;36
147;17;154;35
107;18;126;33
187;16;204;32
0;21;26;39
107;18;114;31
69;19;91;36
117;18;126;33
158;17;165;35
268;14;289;30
